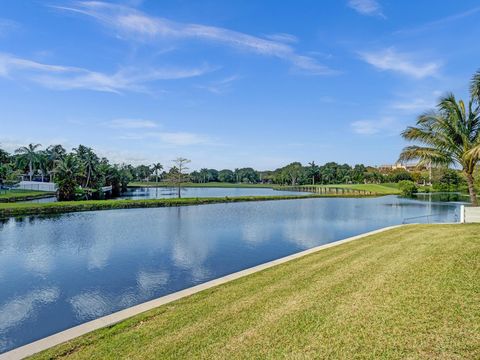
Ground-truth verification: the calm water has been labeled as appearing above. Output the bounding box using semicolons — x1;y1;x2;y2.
120;186;309;199
0;196;459;353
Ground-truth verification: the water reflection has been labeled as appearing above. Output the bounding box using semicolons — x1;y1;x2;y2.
0;195;459;353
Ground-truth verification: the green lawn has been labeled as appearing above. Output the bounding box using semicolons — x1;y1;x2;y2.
31;224;479;359
321;183;401;194
129;182;401;194
0;189;55;202
128;182;274;188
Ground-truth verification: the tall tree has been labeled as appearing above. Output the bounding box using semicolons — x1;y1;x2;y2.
15;143;41;181
54;154;81;201
399;70;480;205
168;157;191;198
307;161;319;185
151;163;163;183
74;145;98;188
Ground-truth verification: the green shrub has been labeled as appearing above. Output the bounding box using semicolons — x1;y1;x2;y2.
398;180;418;196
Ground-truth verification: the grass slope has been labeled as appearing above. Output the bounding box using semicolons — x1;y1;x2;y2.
321;183;401;194
0;189;55;202
31;224;479;359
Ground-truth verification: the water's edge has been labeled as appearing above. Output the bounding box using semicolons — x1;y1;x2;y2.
1;223;415;360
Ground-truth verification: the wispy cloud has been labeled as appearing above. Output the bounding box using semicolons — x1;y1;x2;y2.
395;6;480;35
0;53;211;93
104;118;159;129
53;1;336;75
351;117;396;135
118;131;213;146
0;18;19;37
264;33;298;44
347;0;385;18
195;75;239;94
358;48;441;78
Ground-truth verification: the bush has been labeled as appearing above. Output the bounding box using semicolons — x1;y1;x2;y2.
398;180;418;196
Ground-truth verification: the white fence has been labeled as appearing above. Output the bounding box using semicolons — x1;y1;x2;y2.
460;205;480;223
17;181;57;192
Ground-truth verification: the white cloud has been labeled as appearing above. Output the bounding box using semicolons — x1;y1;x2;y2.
117;131;212;146
105;118;159;129
0;18;19;37
351;117;396;135
264;33;298;43
0;53;211;93
395;6;480;35
359;48;441;78
54;1;335;75
348;0;384;17
195;75;239;94
0;288;59;333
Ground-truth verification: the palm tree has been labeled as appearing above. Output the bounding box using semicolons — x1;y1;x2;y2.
37;151;49;182
15;143;41;181
308;161;319;185
151;163;163;182
399;70;480;206
199;168;209;183
54;154;81;201
46;145;66;182
74;145;98;188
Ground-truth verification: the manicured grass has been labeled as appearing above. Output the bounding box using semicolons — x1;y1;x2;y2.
128;182;274;188
129;182;402;195
322;183;401;194
31;224;480;359
0;193;374;218
0;189;55;202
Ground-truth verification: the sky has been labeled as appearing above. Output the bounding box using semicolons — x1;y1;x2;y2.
1;0;480;170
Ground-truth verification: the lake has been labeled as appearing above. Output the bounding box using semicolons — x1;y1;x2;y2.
0;195;460;353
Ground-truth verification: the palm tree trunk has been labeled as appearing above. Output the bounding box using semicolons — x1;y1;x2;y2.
86;167;91;188
465;172;478;206
29;161;33;181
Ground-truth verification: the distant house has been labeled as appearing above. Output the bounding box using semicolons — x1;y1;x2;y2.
377;162;427;173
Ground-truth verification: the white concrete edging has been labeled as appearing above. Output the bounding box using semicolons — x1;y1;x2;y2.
1;224;408;360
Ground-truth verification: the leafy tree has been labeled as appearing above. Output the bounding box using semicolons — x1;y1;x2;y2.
218;169;235;183
399;70;480;205
282;162;304;186
167;157;191;198
398;180;418;196
433;168;464;192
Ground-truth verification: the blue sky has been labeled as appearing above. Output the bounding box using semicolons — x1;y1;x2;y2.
1;0;479;170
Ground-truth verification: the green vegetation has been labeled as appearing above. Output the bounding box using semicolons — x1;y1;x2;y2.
322;183;401;195
31;224;480;359
399;70;480;205
398;180;418;196
0;193;377;218
0;189;55;202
